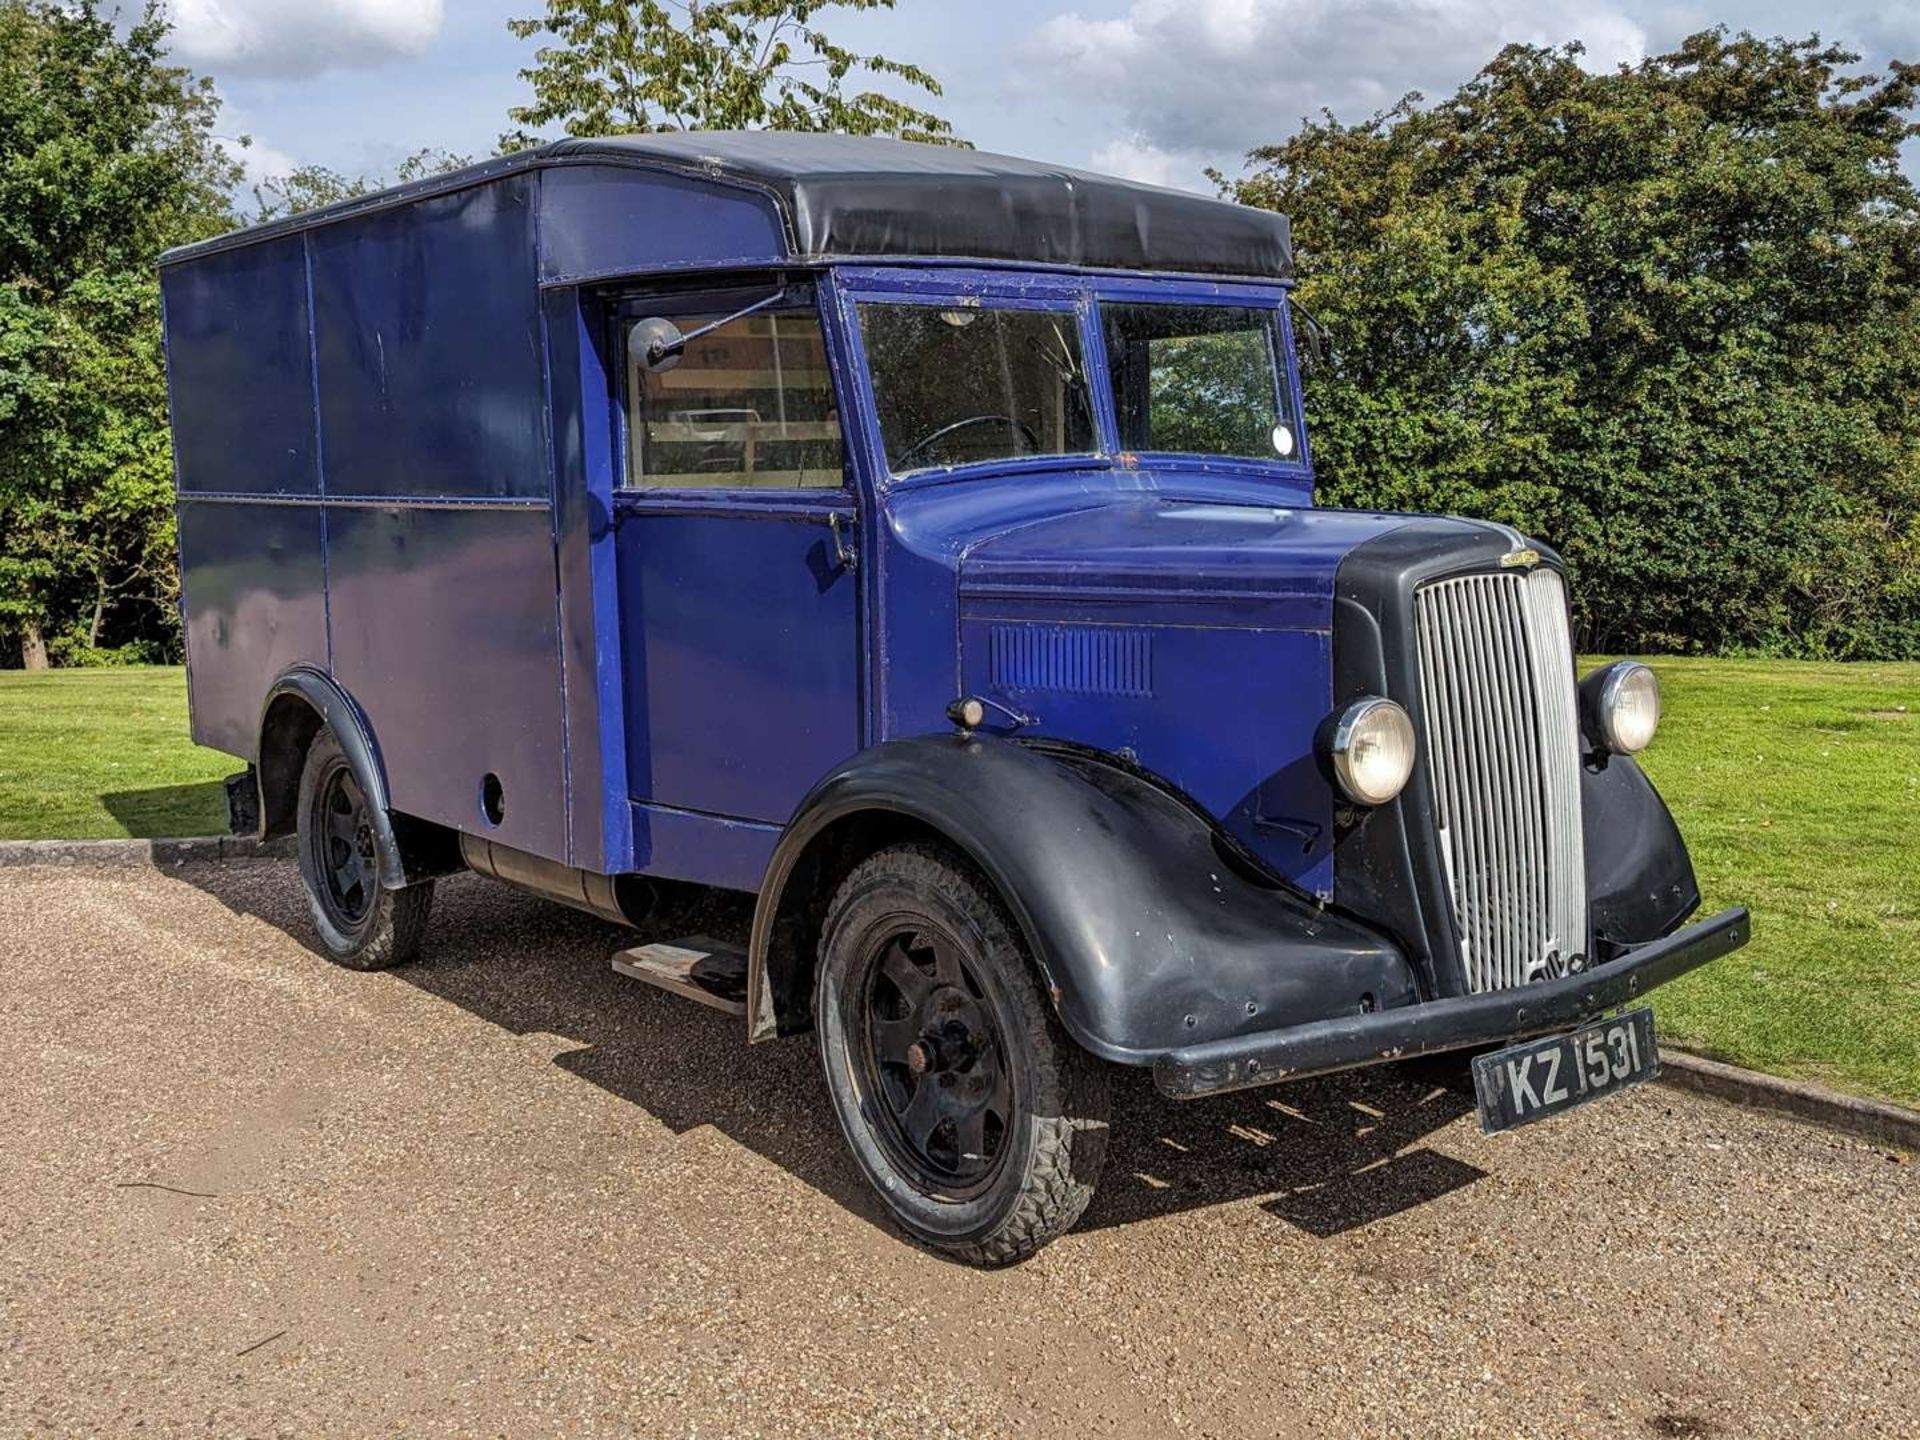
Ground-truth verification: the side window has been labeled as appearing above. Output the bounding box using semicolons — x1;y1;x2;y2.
625;305;844;490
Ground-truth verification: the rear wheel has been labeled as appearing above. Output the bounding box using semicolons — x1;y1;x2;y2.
814;842;1109;1266
295;728;432;970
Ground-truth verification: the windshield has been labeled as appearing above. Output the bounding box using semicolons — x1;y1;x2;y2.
859;303;1097;473
1102;303;1297;462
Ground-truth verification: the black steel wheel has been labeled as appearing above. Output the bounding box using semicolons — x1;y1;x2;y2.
856;925;1016;1200
311;762;376;928
295;727;433;970
815;842;1109;1266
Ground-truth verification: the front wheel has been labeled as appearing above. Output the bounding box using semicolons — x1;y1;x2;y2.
814;842;1109;1266
295;727;433;970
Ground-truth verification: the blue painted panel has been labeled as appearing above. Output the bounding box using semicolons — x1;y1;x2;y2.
310;175;547;499
628;801;781;892
571;296;637;874
327;504;568;859
835;265;1292;307
867;463;1388;897
958;496;1403;608
872;468;1356;740
616;503;861;824
162;234;317;496
542;286;612;871
960;615;1336;894
539;164;788;284
176;499;328;757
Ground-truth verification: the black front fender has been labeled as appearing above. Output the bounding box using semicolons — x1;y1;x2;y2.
1583;752;1701;948
748;736;1417;1065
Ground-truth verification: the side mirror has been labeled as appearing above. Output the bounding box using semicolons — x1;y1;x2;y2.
629;291;790;377
631;317;685;374
1289;298;1331;373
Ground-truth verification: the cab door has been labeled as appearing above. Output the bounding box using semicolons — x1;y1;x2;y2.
612;282;863;831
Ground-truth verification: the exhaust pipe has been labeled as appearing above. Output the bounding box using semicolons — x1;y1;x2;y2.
459;835;654;927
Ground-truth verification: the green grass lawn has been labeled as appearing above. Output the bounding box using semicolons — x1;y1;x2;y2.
0;667;231;840
1627;658;1920;1109
1;659;1916;1105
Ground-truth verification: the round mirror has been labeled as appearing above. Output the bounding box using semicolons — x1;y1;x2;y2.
1272;423;1296;458
630;316;686;374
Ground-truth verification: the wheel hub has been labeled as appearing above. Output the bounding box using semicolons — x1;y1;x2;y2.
311;764;376;928
858;931;1014;1192
921;990;988;1072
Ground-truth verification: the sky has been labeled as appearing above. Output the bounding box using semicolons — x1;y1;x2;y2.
165;0;1920;198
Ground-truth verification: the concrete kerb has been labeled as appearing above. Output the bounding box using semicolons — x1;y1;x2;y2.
0;835;293;868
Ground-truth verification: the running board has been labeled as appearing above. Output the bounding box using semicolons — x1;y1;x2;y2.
611;937;748;1016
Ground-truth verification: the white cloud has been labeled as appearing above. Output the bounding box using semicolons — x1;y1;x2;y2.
1847;5;1920;55
217;133;299;190
166;0;446;78
1035;0;1647;159
1089;136;1217;191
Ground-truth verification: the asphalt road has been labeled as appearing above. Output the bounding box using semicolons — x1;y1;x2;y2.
2;860;1914;1438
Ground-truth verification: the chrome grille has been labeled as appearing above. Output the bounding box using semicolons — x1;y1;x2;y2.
1413;568;1587;993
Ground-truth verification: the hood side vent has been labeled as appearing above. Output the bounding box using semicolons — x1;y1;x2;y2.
988;624;1154;698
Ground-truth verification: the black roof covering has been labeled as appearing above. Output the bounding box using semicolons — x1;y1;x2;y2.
163;131;1291;281
544;132;1292;280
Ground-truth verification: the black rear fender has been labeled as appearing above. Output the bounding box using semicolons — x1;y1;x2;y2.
257;666;461;888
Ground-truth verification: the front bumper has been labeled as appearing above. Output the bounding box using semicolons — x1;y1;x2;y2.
1153;906;1750;1099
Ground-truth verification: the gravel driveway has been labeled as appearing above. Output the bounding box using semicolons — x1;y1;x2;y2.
1;860;1913;1438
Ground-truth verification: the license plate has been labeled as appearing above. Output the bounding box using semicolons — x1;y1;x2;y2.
1471;1007;1660;1134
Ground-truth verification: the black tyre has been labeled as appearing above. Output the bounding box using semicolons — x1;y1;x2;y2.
814;842;1109;1266
295;727;433;970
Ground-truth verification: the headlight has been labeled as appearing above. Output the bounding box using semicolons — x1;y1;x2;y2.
1582;661;1661;755
1323;697;1417;806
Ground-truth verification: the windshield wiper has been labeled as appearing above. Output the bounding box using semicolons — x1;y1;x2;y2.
1024;319;1085;390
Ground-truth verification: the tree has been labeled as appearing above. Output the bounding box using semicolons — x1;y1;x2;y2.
0;1;239;668
1221;31;1920;658
502;0;959;150
250;147;473;223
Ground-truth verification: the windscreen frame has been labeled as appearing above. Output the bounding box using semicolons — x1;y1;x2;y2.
833;264;1313;491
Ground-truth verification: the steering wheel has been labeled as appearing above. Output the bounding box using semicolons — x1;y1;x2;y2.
895;414;1041;469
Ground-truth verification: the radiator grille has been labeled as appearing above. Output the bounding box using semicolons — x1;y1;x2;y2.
1413;568;1587;993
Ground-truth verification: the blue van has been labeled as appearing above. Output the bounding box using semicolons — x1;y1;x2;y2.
162;133;1747;1264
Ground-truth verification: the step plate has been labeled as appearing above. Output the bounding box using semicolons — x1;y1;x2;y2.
611;937;749;1016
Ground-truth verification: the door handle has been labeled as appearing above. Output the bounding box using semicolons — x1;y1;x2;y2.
827;511;858;573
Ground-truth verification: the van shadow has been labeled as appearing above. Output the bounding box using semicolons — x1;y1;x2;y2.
177;863;1484;1248
99;781;228;839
